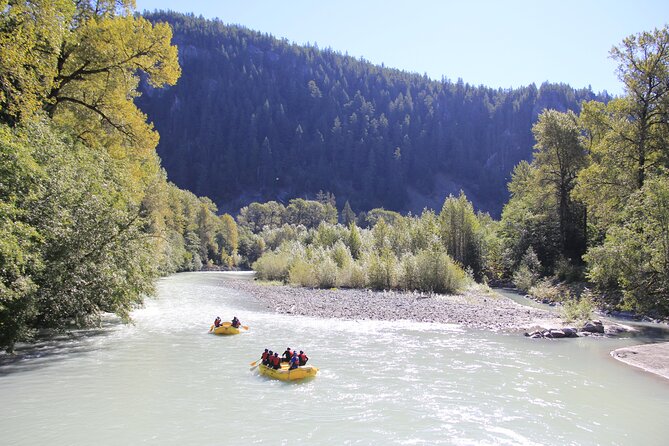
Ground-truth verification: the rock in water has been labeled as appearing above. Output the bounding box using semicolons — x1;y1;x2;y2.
581;320;604;334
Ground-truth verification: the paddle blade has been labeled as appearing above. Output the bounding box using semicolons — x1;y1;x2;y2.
209;325;214;332
249;363;260;371
242;325;249;330
250;359;259;366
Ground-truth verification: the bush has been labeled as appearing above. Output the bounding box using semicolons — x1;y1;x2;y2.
288;258;317;287
415;249;466;294
561;289;595;323
513;264;537;292
528;279;567;302
315;257;338;288
366;251;398;290
331;240;352;268
339;262;367;288
252;251;290;282
555;256;584;282
398;254;419;291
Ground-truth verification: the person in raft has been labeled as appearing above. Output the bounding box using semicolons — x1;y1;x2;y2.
214;316;222;327
261;349;270;366
282;347;293;362
289;351;300;370
231;316;241;328
298;350;308;366
271;352;281;370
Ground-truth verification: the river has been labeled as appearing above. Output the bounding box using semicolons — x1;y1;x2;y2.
1;272;669;445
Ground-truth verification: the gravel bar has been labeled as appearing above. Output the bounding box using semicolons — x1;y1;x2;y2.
611;342;669;380
222;279;560;331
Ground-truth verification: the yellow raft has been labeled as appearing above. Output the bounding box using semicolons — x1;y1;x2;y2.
258;362;318;381
209;322;240;335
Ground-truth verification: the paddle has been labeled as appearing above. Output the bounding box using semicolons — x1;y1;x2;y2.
241;325;249;330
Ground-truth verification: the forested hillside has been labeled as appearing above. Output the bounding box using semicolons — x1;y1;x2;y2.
137;11;609;216
243;25;669;318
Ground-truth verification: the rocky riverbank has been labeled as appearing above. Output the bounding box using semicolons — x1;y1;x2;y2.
223;279;561;331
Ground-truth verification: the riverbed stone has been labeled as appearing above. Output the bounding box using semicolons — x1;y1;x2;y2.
561;327;578;338
582;320;605;333
547;329;566;338
222;279;560;332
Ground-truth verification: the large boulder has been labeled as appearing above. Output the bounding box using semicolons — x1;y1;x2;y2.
561;327;579;338
546;329;566;338
581;320;604;334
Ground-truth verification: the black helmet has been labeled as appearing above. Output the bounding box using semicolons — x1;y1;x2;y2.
300;350;304;354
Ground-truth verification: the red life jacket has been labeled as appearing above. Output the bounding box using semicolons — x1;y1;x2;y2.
284;349;292;358
299;353;308;364
271;356;280;366
261;352;269;361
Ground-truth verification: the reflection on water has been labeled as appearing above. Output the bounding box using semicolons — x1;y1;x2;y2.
1;272;669;445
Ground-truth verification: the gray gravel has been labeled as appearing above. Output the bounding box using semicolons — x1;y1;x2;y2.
223;280;561;332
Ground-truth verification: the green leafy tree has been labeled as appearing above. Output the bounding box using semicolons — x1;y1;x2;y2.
576;27;669;229
585;176;669;315
531;109;587;262
438;192;483;276
0;0;74;124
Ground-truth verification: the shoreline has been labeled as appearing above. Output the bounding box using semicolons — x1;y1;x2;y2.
611;342;669;381
222;277;669;380
223;279;562;331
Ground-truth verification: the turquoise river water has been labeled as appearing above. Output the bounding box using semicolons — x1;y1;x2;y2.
1;272;669;445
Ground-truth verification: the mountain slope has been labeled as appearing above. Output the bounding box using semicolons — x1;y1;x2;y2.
137;11;608;216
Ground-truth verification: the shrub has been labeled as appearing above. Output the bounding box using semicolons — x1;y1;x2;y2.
288;258;317;287
561;289;595;323
415;249;466;294
528;279;568;302
339;262;367;288
398;254;419;291
252;251;290;282
555;256;584;282
366;251;398;290
513;264;537;292
331;240;352;268
315;257;338;288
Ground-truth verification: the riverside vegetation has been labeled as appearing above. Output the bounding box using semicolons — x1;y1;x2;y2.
248;26;669;323
2;2;668;352
0;1;239;351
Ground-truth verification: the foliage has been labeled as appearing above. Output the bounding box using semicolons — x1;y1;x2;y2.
0;2;247;351
414;248;467;294
250;197;470;294
561;290;595;324
136;11;607;216
438;192;483;278
500;108;587;278
237;199;337;233
528;279;568;303
252;251;291;282
512;247;542;292
585;177;669;315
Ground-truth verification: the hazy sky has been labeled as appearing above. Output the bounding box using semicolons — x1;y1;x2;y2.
135;0;669;95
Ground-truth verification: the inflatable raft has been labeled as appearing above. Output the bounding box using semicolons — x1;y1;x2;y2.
258;363;318;381
209;322;240;335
